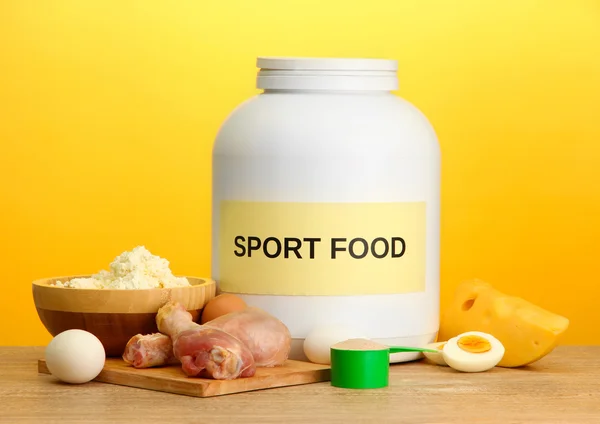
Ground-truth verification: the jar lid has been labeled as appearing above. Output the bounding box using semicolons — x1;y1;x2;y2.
256;56;399;91
257;57;397;71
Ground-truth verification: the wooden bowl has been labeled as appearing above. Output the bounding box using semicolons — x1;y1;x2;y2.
32;276;216;357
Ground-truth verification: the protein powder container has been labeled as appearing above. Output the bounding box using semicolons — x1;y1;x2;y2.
211;57;440;362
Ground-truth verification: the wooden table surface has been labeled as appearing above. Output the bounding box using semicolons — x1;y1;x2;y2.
1;346;599;423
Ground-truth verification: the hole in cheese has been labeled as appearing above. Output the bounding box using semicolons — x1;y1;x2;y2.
331;338;388;351
457;335;492;353
462;297;476;311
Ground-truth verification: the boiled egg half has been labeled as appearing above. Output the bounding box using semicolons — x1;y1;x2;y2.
422;341;449;366
442;331;505;372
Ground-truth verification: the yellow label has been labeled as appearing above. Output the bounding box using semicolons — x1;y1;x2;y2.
218;201;426;296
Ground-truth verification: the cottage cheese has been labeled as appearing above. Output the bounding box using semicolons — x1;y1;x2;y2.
54;246;190;289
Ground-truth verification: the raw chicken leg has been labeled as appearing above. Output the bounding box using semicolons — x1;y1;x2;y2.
122;333;176;368
122;303;292;371
206;307;291;367
156;301;256;380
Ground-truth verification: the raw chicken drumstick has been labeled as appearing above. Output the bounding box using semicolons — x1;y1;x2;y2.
158;301;256;380
123;333;172;368
205;307;292;367
123;302;292;373
122;333;177;368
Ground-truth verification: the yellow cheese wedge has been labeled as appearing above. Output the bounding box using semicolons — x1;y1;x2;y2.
438;279;569;368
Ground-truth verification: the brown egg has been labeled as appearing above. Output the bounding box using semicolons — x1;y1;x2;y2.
200;293;247;324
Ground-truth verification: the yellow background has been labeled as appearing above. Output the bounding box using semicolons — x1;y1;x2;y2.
1;1;599;346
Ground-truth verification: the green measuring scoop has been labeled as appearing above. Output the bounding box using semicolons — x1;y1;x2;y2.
330;338;438;390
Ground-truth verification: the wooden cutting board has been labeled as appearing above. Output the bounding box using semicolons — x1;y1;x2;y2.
38;358;331;398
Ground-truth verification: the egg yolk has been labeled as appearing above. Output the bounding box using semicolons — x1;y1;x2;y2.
437;343;446;350
457;335;492;353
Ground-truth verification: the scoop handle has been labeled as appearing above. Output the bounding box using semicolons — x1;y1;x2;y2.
388;346;438;354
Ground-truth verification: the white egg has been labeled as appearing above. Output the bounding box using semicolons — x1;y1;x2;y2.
45;329;106;384
303;324;366;365
422;341;449;366
442;331;505;373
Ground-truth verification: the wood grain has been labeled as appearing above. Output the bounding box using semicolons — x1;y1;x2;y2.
37;357;331;397
31;276;215;356
2;346;600;423
34;310;192;357
32;276;216;313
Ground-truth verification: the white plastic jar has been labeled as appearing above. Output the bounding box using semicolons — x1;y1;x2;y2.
212;57;440;362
